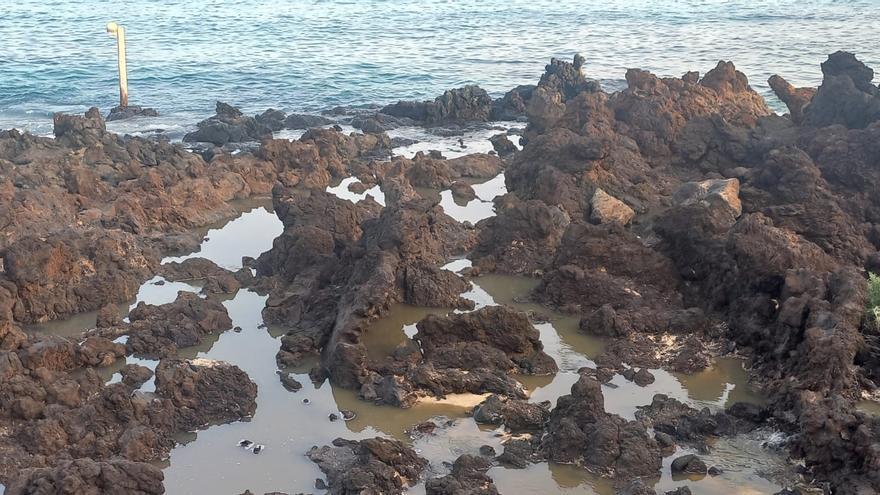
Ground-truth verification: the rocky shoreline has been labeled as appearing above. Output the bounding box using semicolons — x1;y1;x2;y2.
1;50;879;494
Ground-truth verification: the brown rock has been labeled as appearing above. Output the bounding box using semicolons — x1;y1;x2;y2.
590;188;635;225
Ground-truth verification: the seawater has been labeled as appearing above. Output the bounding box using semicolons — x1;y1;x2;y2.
1;0;879;135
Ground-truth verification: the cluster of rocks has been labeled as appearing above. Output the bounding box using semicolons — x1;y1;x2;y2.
300;52;880;493
464;51;880;493
0;101;401;325
3;47;880;494
0;315;256;492
0;105;401;491
305;374;771;495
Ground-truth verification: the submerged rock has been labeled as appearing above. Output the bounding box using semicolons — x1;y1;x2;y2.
670;454;708;475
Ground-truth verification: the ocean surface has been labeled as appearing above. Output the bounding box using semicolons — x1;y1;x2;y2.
1;0;878;136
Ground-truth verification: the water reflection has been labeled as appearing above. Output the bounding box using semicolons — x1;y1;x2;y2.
24;165;786;494
162;204;282;270
326;176;386;206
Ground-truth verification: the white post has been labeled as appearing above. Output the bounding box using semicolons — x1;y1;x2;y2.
106;22;129;109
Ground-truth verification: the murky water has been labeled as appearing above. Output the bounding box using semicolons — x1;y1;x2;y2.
24;132;793;494
857;400;880;416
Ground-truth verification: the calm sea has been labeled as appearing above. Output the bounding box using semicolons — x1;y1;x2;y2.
1;0;878;135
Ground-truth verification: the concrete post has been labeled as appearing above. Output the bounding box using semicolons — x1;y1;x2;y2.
106;22;129;109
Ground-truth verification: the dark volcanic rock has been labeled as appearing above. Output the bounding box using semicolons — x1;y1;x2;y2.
537;54;601;101
5;458;164;495
154;358;257;430
382;85;494;125
491;85;536;121
425;454;498;495
497;438;538;469
358;305;557;407
52;107;107;146
450;181;477;202
307;437;427;495
402;264;473;310
3;229;159;323
544;375;662;479
255;108;287;131
671;454;708;475
77;336;126;367
126;292;234;359
804;51;880;129
284;113;334;129
768;75;816;124
258;172;475;397
489;133;518;156
471;196;570;274
120;364;154;389
184;101;273;145
159;257;254;294
414;306;557;375
106;105;159;122
472;394;550;431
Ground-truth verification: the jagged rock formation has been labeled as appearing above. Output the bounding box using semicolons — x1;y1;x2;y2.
307;437;427;495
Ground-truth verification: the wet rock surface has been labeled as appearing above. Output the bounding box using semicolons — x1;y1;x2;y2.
381;85;495;125
183;101;273;145
107;105;160;121
472;394;550;431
